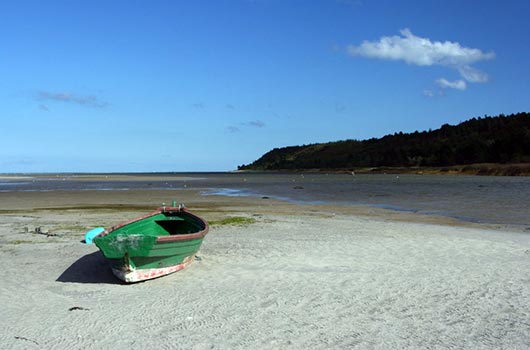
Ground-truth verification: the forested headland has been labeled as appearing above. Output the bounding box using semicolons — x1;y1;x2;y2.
238;112;530;176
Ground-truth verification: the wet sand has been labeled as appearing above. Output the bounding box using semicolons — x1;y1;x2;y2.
1;189;530;349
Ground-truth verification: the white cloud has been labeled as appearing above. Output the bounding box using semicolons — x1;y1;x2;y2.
347;29;494;85
436;78;467;90
457;65;489;83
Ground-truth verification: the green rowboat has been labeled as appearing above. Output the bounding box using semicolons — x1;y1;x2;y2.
91;204;209;283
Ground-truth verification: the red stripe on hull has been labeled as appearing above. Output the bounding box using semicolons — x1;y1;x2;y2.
112;255;195;283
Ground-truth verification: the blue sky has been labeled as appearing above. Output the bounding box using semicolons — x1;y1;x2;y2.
1;0;529;172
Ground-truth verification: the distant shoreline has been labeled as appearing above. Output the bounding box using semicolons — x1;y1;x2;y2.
1;163;529;178
237;163;530;176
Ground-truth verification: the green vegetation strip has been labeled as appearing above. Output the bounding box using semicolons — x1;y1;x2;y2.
11;240;33;245
209;217;256;227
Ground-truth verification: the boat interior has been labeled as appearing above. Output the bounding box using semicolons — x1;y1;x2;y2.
111;213;205;237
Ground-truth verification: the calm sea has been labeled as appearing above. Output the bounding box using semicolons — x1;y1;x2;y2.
1;173;529;228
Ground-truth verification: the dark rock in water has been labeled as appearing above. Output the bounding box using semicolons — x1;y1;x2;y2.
261;196;269;199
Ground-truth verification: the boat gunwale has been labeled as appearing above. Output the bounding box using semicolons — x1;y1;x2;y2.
95;206;209;243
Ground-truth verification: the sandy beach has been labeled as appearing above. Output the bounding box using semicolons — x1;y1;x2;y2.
1;189;530;349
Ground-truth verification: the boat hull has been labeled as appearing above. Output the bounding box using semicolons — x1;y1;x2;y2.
93;207;208;283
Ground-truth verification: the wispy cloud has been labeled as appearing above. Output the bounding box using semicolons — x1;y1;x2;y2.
423;88;447;98
0;157;36;167
38;91;109;108
227;119;266;133
423;89;435;98
347;29;495;89
246;120;265;128
457;65;489;83
334;102;347;113
436;78;467;90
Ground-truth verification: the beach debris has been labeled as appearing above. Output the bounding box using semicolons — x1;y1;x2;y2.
69;306;89;311
14;336;39;345
33;227;58;237
194;255;202;261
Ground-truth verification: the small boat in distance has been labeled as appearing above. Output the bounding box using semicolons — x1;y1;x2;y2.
88;203;209;283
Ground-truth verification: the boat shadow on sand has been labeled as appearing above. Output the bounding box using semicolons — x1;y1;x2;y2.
56;251;122;285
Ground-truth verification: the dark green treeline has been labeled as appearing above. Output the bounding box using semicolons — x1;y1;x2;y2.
239;112;530;170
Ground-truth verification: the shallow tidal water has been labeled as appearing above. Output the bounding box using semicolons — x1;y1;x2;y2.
1;172;529;228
